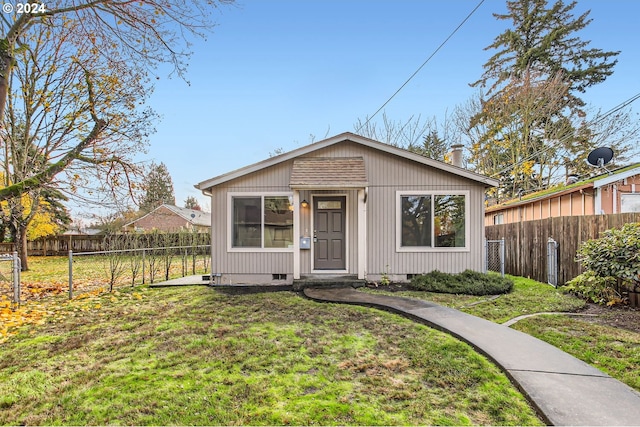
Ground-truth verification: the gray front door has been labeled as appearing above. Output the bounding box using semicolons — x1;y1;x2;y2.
314;196;346;270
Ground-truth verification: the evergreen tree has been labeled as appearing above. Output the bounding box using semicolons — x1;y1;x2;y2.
184;196;202;211
473;0;619;110
407;130;450;162
140;162;175;212
464;0;631;200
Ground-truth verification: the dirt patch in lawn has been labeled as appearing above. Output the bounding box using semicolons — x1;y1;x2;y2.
577;303;640;334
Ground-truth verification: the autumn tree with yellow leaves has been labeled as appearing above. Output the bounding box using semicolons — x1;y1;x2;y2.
465;71;574;199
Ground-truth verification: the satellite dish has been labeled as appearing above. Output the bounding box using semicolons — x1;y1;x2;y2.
191;213;196;218
586;147;614;168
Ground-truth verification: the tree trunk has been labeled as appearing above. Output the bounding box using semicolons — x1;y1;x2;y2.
18;225;28;271
0;52;12;132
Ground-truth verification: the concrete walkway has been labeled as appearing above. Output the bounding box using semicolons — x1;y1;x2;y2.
304;286;640;426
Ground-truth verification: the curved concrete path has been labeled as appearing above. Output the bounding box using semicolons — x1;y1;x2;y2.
304;287;640;426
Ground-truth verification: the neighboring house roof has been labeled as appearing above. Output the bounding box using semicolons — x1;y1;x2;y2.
486;163;640;213
196;132;499;190
161;204;211;227
124;204;211;230
62;227;104;236
593;164;640;188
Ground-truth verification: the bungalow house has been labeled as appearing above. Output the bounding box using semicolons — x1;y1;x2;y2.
196;132;498;285
122;204;211;233
485;163;640;226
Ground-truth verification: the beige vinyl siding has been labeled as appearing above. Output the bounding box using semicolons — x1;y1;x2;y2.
366;186;485;276
206;140;488;281
293;141;486;274
209;161;293;279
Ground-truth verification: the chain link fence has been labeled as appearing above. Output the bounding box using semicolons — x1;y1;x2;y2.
0;252;21;309
68;243;211;299
485;238;505;276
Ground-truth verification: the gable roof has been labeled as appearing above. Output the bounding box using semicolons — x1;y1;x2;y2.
593;163;640;188
196;132;499;191
124;204;211;228
62;227;104;236
162;204;211;227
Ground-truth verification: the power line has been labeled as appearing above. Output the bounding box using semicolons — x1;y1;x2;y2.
490;91;640;179
356;0;486;133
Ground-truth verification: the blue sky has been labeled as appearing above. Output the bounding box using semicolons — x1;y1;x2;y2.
144;0;640;212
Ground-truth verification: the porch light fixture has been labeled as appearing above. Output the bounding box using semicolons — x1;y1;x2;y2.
301;199;309;208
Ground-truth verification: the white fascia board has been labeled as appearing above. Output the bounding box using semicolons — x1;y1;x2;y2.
593;166;640;189
195;132;499;191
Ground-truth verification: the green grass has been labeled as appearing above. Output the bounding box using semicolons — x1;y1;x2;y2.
369;275;586;323
13;255;209;299
512;315;640;391
4;261;639;425
0;286;543;426
368;275;640;394
463;276;587;322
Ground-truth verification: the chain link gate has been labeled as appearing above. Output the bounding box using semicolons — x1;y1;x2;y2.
0;252;21;309
485;238;505;276
547;237;559;287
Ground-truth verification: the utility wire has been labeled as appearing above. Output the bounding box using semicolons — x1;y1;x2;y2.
490;91;640;179
356;0;486;133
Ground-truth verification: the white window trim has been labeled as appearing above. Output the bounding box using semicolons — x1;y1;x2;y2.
227;192;294;253
395;190;470;253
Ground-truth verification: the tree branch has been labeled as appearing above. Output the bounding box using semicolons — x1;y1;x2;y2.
0;117;107;201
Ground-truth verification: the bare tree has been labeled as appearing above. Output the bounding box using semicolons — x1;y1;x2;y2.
1;20;152;268
103;233;126;292
354;112;429;148
0;1;232;268
0;0;234;201
355;112;461;162
125;233;143;286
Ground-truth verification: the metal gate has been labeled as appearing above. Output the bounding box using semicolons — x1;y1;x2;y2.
0;252;21;309
547;237;559;287
485;238;505;276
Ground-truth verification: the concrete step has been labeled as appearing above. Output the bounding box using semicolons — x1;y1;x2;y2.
293;275;366;291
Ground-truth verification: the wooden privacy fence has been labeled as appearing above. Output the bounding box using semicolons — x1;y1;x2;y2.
0;243;16;254
485;213;640;285
28;232;210;256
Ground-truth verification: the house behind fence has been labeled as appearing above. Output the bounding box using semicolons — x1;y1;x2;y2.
485;212;640;285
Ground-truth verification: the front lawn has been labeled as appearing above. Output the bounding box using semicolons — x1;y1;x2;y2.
0;286;542;425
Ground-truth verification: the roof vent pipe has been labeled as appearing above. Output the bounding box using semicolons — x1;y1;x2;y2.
566;174;579;185
450;144;464;168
